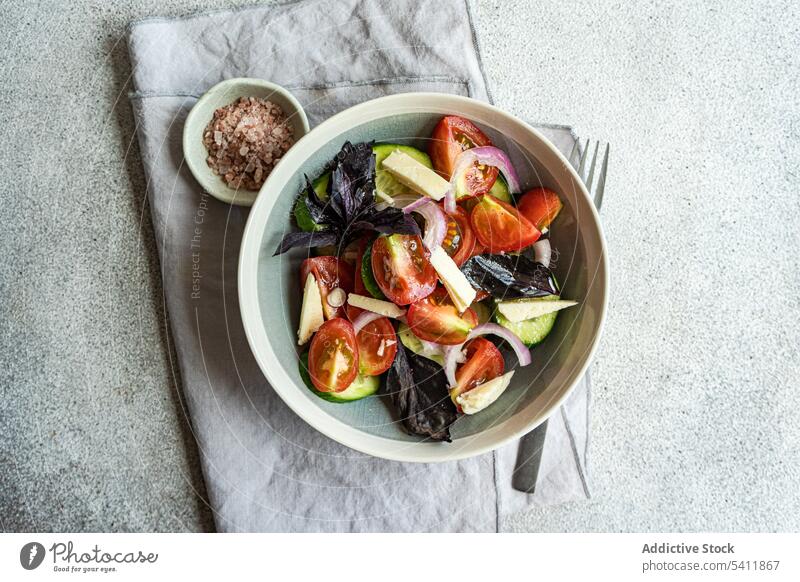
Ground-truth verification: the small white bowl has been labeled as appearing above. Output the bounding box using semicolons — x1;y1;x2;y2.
183;78;309;206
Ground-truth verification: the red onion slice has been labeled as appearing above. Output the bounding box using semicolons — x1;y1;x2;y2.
444;322;532;386
443;344;466;387
468;323;532;366
401;196;431;214
443;185;457;214
448;146;523;207
402;197;447;250
352;311;383;335
533;238;552;268
391;193;420;209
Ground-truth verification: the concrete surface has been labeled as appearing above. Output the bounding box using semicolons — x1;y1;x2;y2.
1;0;798;532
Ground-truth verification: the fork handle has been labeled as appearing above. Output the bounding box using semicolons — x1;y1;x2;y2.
512;420;548;493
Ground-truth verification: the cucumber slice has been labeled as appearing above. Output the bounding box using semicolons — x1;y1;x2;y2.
294;173;330;232
492;295;560;346
361;241;386;299
313;173;330;198
397;322;445;366
487;175;512;203
470;300;493;325
299;352;379;403
373;144;433;198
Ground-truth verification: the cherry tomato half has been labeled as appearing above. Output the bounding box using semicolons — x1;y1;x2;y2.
452;338;505;401
517;188;564;231
371;234;437;306
455;229;490;301
406;287;479;345
308;318;359;393
469;194;541;253
356;317;398;376
301;256;354;320
439;204;476;267
346;237;370;322
429;115;498;197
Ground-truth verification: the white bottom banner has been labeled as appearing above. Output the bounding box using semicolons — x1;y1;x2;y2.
1;533;797;581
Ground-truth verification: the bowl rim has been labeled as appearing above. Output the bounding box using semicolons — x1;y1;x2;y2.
182;77;310;207
238;92;608;462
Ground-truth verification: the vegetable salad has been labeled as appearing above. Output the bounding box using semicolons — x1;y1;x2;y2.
275;116;577;442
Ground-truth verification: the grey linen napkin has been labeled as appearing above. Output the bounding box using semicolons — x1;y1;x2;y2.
127;0;591;532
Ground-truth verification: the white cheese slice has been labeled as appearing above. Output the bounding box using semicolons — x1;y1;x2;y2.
496;298;578;323
347;293;406;318
381;150;450;201
428;246;476;313
297;273;325;345
456;371;515;415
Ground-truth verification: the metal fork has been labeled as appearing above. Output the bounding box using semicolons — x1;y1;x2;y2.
571;139;610;210
512;138;609;494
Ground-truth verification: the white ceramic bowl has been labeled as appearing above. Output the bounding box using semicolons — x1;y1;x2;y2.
238;93;608;462
183;77;309;206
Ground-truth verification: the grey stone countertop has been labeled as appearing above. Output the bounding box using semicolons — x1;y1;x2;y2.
1;0;798;532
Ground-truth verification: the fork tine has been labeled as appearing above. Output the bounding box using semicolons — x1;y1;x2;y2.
593;143;609;210
567;139;580;170
576;139;590;179
585;141;600;192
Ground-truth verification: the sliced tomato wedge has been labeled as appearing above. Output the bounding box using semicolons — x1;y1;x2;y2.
300;256;354;320
517;188;564;231
371;234;437;306
346;238;370;321
439;204;476;267
459;207;490;301
452;338;504;401
308;318;359;392
469;194;541;253
470;237;487;258
406;287;478;345
429;115;498;197
356;317;398;376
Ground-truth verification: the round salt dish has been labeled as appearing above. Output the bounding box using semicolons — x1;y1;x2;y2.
183;78;310;206
238;93;608;462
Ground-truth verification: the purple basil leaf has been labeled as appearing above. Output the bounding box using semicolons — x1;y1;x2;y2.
384;345;456;442
351;185;371;217
273;230;338;256
327;166;349;222
367;210;421;235
303;177;332;224
284;141;418;255
460;254;560;299
393;213;423;236
335;141;375;179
